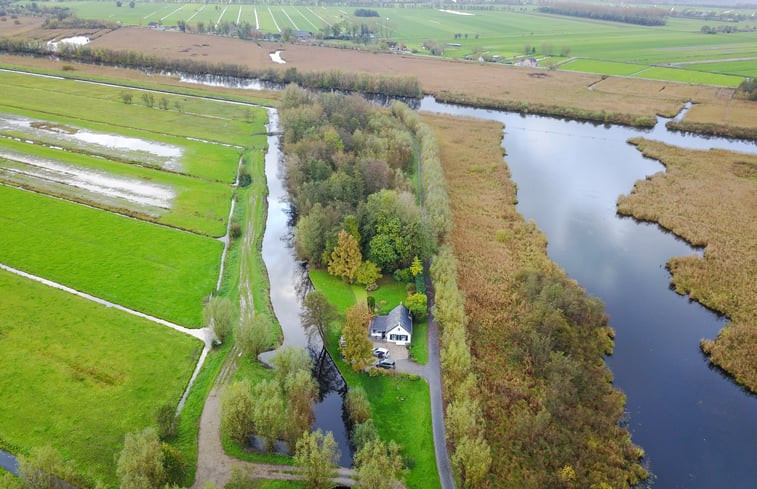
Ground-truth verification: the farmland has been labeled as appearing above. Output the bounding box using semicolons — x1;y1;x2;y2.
0;268;201;486
49;1;757;85
0;62;272;487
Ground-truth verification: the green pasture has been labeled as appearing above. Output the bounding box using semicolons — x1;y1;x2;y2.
0;137;232;236
56;2;756;85
632;66;746;86
0;268;201;486
561;59;647;76
0;184;222;326
681;60;757;78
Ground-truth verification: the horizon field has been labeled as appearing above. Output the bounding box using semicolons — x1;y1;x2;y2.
51;1;757;86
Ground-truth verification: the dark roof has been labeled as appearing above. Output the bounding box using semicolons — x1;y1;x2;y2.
370;304;412;335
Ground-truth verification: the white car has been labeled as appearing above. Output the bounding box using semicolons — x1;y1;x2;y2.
372;347;389;359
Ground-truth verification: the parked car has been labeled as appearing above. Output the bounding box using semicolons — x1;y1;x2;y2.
376;359;396;369
372;347;389;359
339;335;346;347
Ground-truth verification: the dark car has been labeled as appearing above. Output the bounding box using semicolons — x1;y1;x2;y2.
376;359;396;369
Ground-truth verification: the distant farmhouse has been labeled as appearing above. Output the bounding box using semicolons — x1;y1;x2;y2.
369;303;413;346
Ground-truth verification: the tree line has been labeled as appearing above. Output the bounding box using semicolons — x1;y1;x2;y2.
0;38;422;99
391;102;493;488
539;2;668;26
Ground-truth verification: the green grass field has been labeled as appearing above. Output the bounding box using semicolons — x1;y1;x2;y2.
0;184;222;326
58;1;757;86
0;268;201;486
682;60;757;77
631;65;746;86
561;59;647;76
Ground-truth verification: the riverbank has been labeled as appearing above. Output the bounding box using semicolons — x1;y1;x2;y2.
424;112;647;488
618;139;757;392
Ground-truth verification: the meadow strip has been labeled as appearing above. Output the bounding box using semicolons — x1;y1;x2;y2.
0;184;222;326
618;139;757;392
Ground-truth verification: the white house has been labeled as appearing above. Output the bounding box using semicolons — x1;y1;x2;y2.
369;303;413;346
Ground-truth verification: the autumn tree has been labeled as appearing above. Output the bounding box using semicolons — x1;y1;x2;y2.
354;439;406;489
410;256;423;277
301;290;337;342
340;303;374;371
294;430;339;489
221;380;254;444
451;436;492;489
271;346;313;388
116;428;165;489
405;292;428;320
355;260;382;287
328;230;362;283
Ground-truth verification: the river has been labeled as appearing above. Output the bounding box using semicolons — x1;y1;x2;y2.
419;97;756;489
260;110;354;467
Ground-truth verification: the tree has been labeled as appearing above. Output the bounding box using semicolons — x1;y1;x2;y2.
284;369;318;446
271;346;313;387
120;91;133;104
354;439;405;489
237;314;273;357
340;303;374;371
221;380;254;444
356;260;381;287
252;380;285;451
141;92;154;108
294;430;339;489
17;446;66;489
409;256;423;277
451;436;492;489
116;428;165;489
203;296;234;343
351;419;379;451
445;397;481;444
345;386;371;424
301;290;337;342
405;292;428;320
155;402;178;440
328;230;362;283
225;465;259;489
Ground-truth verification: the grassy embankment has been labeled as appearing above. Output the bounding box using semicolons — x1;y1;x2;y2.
618;139;757;392
311;271;439;489
425;113;647;488
0;269;201;487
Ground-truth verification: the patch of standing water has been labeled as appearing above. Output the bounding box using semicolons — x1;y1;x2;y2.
0;150;175;209
419;96;756;489
47;36;90;52
0;449;18;476
269;50;286;64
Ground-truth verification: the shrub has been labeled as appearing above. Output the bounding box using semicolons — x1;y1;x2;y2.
155;403;178;440
346;386;372;424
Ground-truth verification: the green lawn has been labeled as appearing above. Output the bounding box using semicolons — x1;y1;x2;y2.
682;60;757;78
0;269;201;487
0;184;222;326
